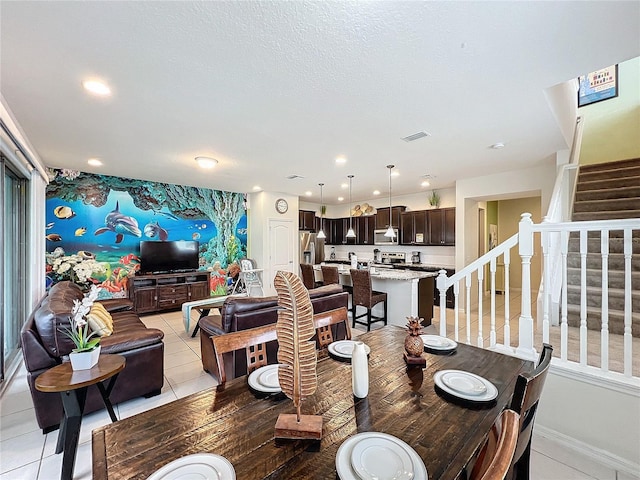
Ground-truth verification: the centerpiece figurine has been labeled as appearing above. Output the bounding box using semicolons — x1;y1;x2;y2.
273;271;323;440
403;316;426;367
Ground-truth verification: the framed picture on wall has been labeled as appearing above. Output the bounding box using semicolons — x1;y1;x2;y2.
578;64;618;107
489;224;498;250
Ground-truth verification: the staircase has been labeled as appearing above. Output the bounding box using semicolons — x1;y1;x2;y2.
567;158;640;336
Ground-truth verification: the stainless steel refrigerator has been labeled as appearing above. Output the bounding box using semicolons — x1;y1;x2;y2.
300;232;325;265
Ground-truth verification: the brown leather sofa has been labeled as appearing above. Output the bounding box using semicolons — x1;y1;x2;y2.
199;284;348;382
21;281;165;433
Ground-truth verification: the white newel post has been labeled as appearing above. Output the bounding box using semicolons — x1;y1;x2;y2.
437;270;448;337
516;213;537;360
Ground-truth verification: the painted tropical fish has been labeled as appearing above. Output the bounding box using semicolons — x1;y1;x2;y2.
46;234;62;241
192;232;200;240
46;222;55;230
119;253;140;265
75;227;87;236
54;206;76;219
77;250;95;260
236;228;247;235
94;201;141;244
144;221;168;241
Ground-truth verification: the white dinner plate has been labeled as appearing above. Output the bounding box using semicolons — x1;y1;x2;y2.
440;371;487;396
434;370;498;402
247;364;282;393
336;432;428;480
350;435;414;480
420;335;457;352
328;340;371;359
147;453;235;480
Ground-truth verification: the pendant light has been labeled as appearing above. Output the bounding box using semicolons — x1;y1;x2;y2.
346;175;356;238
384;165;396;238
317;183;326;239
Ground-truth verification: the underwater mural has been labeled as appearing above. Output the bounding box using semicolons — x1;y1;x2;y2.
45;169;247;299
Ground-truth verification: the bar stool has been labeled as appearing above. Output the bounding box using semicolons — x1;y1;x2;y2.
300;263;321;289
322;265;352;313
349;269;387;331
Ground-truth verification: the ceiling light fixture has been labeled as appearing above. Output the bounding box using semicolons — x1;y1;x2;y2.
346;175;356;239
82;79;111;96
317;183;326;240
195;156;218;169
373;190;380;195
338;196;344;202
384;165;396;238
421;180;430;187
87;158;103;167
490;142;505;149
305;191;312;196
335;156;347;164
252;186;261;191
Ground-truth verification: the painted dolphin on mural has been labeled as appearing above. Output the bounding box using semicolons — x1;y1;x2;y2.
94;201;142;244
144;221;168;241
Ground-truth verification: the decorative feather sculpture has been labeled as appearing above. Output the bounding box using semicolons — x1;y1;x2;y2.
274;270;322;439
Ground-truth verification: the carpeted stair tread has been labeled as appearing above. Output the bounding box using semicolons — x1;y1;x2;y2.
579;157;640;173
573;197;640;213
575;185;640;201
572;210;640;221
567;236;640;253
567;267;640;288
576;176;640;191
565;305;640;336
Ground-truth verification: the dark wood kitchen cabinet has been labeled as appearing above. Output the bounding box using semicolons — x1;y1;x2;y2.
326;218;346;245
400;210;428;245
299;210;316;231
355;215;376;245
427;207;455;246
375;206;406;229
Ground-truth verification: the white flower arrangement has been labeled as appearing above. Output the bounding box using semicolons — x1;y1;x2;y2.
59;285;103;352
46;252;106;288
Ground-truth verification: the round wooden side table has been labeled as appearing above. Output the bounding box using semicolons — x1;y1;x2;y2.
35;354;126;480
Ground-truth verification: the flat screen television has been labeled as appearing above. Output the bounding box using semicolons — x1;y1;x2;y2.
139;240;200;274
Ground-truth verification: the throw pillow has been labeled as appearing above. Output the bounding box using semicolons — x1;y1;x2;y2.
87;302;114;337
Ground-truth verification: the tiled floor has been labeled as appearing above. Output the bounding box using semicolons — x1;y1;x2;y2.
0;309;636;479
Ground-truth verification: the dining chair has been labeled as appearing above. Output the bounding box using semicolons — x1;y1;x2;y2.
211;324;278;385
313;306;351;349
320;265;340;285
507;343;553;480
300;263;321;290
472;409;521;480
349;269;387;331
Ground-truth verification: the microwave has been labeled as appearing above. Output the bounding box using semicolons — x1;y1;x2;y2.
374;229;399;245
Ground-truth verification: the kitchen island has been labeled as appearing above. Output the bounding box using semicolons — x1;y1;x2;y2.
315;264;436;327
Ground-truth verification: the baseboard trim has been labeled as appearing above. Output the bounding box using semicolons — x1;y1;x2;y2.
534;424;640;477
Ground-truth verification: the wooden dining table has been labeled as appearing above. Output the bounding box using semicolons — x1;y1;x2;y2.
92;326;532;480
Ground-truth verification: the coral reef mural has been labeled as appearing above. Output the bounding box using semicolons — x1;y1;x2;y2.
45;169;247;298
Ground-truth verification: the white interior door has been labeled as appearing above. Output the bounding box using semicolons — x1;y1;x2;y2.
267;218;294;294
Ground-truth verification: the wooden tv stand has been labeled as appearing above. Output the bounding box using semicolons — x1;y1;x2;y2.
127;271;210;314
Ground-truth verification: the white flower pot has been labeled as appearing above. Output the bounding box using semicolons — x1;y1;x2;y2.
69;345;101;371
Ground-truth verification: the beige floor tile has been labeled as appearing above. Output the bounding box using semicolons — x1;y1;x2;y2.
0;460;39;480
39;439;92;480
164;349;201;369
530;450;598;480
0;429;45;474
0;408;39;441
172;375;217;399
0;388;35;418
164;360;208;388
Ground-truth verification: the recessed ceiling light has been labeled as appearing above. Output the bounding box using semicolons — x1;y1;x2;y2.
87;158;103;167
335;156;347;164
391;171;399;177
195;156;218;169
305;191;312;196
373;190;380;195
490;143;505;149
341;183;348;189
338;196;344;202
82;79;111;96
421;180;430;187
252;186;261;191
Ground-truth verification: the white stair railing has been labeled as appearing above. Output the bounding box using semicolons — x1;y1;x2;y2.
436;214;639;383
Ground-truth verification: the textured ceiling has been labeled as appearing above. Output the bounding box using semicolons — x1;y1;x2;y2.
1;1;639;203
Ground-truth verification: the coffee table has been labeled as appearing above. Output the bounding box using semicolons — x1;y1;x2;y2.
36;354;125;480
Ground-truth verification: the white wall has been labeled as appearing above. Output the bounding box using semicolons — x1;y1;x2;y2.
455;162;557;276
536;368;640;474
247;191;299;295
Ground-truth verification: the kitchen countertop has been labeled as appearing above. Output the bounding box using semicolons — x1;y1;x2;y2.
315;264;437;281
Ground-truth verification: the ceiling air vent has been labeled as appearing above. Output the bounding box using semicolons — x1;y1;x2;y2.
401;131;431;142
286;174;305;180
